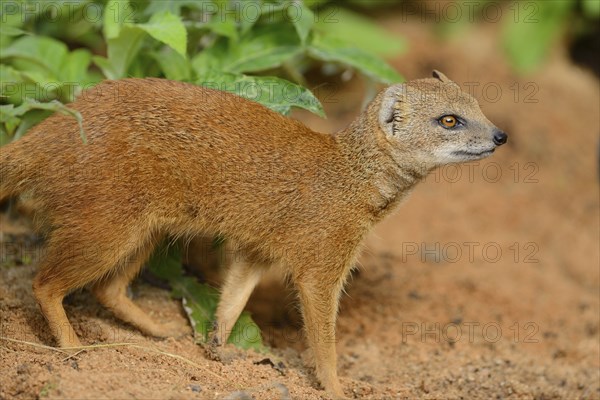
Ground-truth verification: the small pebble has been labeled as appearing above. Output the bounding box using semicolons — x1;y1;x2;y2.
223;391;252;400
188;384;202;393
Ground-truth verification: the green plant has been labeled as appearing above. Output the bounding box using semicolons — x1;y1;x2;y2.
0;0;405;349
436;0;599;74
148;242;265;351
1;0;404;142
502;0;577;73
38;380;57;397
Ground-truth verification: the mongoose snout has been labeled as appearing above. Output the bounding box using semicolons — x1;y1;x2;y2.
0;70;506;398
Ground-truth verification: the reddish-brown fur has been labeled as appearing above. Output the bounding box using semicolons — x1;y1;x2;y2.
0;72;505;398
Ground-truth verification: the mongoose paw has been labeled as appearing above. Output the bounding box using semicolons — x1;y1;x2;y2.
148;321;189;339
331;393;349;400
322;378;348;399
204;345;222;362
57;334;84;351
325;385;348;400
204;338;244;364
60;343;86;355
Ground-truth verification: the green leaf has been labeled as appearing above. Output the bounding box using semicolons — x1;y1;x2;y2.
176;278;264;350
434;0;493;39
0;105;16;121
6;99;86;143
175;278;219;341
147;242;265;350
289;2;314;44
228;311;264;351
144;0;208;16
0;36;68;79
93;26;145;79
0;1;27;29
147;243;184;280
0;27;29;37
238;1;263;35
304;0;328;8
1;57;84;104
196;73;325;117
137;11;188;57
144;0;182;15
103;0;131;40
59;49;92;83
152;47;192;81
225;23;301;73
0;105;21;136
0;129;12;146
503;0;572;73
191;38;228;76
309;33;402;84
0;108;53;142
582;0;600;18
314;8;405;56
12;109;53;141
0;65;23;103
205;16;238;41
91;56;114;79
0;64;22;82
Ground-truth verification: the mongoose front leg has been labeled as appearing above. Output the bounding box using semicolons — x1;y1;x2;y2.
296;268;349;399
207;257;265;361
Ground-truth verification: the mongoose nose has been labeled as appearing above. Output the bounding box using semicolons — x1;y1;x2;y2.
493;130;508;146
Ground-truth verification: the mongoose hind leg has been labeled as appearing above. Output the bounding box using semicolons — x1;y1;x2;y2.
91;239;185;339
32;273;82;349
32;231;117;349
207;251;266;361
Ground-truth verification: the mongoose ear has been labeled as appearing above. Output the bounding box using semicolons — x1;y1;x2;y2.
378;85;408;136
432;70;451;83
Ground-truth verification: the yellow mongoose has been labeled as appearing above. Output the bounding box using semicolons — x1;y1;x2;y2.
0;71;506;398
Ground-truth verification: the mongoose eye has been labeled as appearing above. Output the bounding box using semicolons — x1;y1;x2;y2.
439;115;458;129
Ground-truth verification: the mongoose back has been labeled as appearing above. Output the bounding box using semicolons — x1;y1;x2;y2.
0;71;507;398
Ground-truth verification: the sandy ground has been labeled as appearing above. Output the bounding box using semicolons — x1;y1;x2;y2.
1;13;599;400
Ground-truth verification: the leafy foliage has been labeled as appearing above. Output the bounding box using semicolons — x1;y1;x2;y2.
0;99;85;144
502;0;573;73
435;0;599;74
147;242;265;352
0;0;404;142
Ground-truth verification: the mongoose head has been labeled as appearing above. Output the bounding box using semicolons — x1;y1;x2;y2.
376;70;507;167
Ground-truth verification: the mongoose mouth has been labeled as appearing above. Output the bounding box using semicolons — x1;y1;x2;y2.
452;149;495;159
